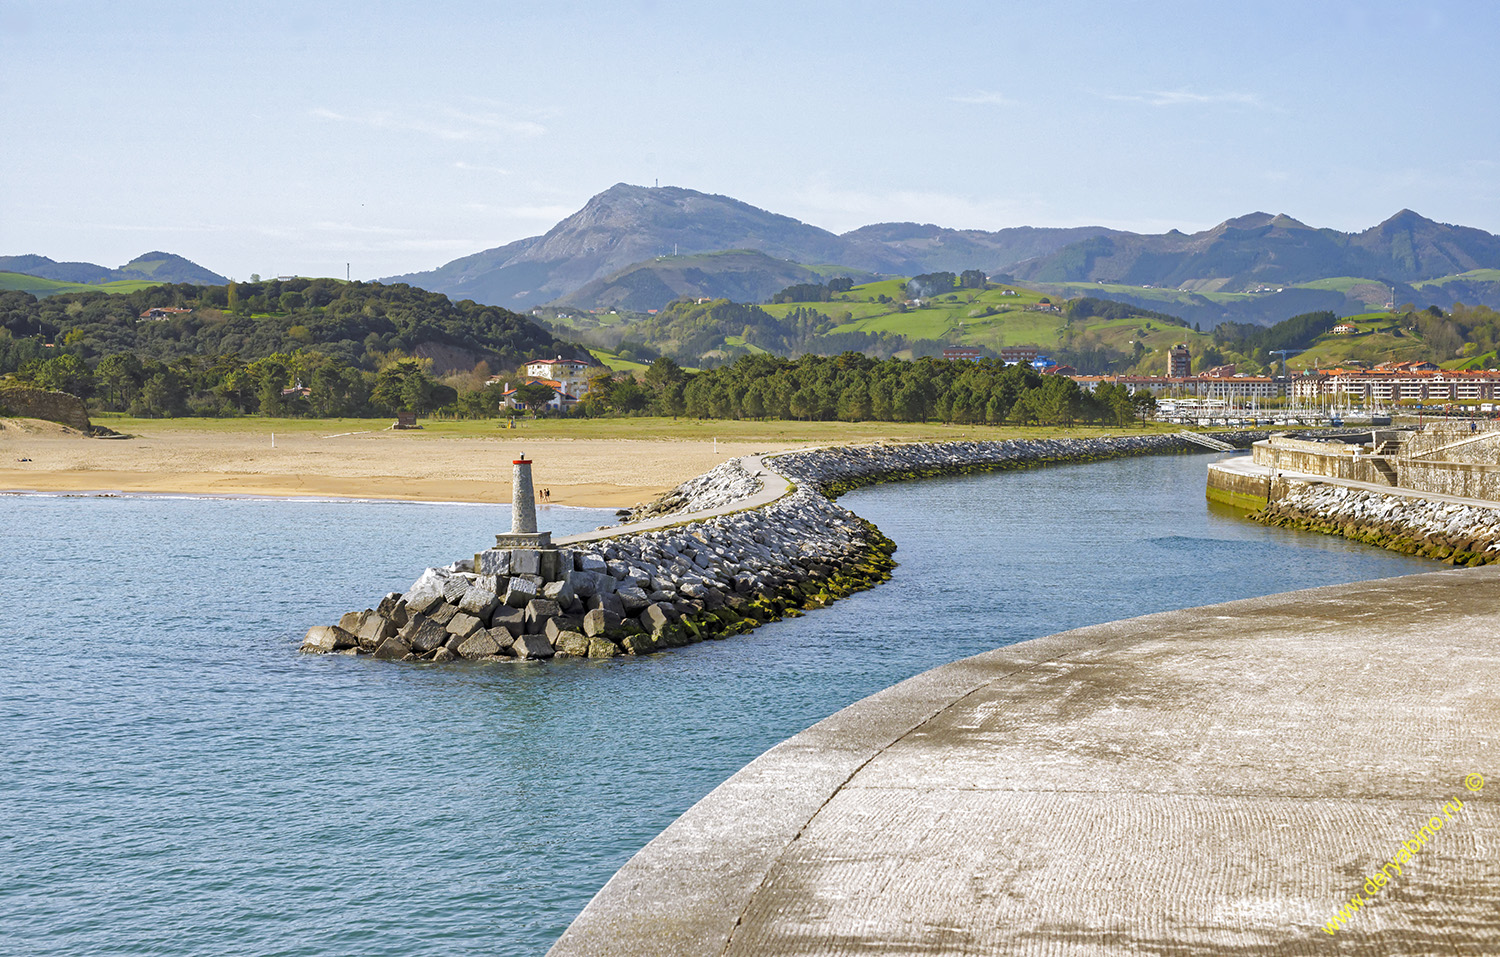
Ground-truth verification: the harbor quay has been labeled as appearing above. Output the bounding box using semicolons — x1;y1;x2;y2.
550;568;1500;955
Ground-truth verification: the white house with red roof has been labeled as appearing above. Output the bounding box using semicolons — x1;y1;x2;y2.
498;377;579;412
523;356;593;397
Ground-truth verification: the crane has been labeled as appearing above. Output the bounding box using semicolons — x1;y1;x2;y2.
1268;349;1301;376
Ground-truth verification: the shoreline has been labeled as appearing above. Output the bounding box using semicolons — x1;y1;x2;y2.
0;421;785;507
0;470;662;507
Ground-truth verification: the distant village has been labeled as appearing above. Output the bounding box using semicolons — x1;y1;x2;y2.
935;344;1500;409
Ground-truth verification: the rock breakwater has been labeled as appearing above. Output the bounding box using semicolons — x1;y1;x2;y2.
304;431;1260;663
1258;482;1500;566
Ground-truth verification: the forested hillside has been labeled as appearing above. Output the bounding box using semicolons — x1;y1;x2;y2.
0;278;585;418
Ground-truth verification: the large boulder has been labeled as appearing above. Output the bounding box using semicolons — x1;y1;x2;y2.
621;632;655;655
356;612;396;648
427;602;460;626
504;577;539;608
476;548;511;576
587;592;626;618
616;585;650;613
587;637;620;658
442;575;472;603
524;599;563;633
301;625;355;654
445;611;484;640
582;607;621;638
511;633;554;659
544;616;583;644
399;614;450;653
542;578;575;606
640;602;674;638
403;568;447;605
373;635;412;660
490;606;524;635
457;631;500;660
459;583;500;619
377;593;409;627
485;625;517;654
553;630;591;657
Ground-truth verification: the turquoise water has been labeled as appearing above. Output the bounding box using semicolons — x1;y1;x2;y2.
1;454;1434;956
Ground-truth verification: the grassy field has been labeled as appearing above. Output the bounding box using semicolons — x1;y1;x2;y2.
1279;311;1435;370
588;348;653;373
1028;280;1258;307
89;413;1185;444
1415;269;1500;288
0;271;163;298
759;278;1222;369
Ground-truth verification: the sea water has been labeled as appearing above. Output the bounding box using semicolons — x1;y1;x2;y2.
0;453;1433;956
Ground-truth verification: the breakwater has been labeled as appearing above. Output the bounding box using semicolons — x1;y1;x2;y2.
1259;481;1500;566
304;432;1265;662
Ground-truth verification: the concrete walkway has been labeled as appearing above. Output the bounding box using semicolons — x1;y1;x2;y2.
555;454;794;547
1213;453;1500;512
550;568;1500;955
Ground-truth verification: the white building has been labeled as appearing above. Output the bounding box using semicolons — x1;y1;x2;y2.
523;356;593;397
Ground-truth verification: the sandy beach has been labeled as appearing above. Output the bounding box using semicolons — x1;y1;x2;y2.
0;418;788;508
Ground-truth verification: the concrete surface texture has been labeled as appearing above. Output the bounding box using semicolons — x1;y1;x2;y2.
550;567;1500;956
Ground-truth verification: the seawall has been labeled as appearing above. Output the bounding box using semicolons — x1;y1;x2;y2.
304;432;1264;662
548;567;1500;954
1258;481;1500;566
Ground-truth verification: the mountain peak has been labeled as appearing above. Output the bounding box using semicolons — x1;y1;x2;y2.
1375;208;1436;231
1218;212;1277;230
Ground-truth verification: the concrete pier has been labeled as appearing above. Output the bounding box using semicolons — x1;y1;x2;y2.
551;568;1500;955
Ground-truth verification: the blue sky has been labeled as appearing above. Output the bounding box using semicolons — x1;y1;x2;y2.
3;0;1497;280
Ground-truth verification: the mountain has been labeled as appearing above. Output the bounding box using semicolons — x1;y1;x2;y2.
384;183;1110;310
385;184;853;308
837;222;1122;276
1012;210;1500;290
0;251;228;285
552;250;873;313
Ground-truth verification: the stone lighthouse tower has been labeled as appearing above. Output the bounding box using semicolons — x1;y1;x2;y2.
495;454;550;548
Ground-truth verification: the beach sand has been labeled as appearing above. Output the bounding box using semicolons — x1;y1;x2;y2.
0;419;797;507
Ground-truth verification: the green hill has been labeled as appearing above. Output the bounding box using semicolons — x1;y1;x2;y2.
0;251;228;288
0;271;165;297
0;278;583;375
550;249;872;312
605;275;1500;376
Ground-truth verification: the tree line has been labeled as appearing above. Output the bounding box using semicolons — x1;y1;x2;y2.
580;353;1156;427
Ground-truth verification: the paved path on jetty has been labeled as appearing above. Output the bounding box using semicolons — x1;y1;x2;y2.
551;567;1500;956
556;454;793;546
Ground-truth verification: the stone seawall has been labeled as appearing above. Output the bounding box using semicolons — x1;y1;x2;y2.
303;432;1262;663
0;384;91;432
1258;482;1500;565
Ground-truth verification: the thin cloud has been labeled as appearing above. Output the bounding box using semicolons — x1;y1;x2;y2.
310;107;545;141
950;90;1016;107
454;161;513;175
1103;89;1263;108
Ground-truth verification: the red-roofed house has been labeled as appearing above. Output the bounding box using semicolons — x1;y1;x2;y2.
499;378;578;412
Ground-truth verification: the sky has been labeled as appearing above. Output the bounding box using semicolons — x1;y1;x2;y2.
3;0;1498;281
